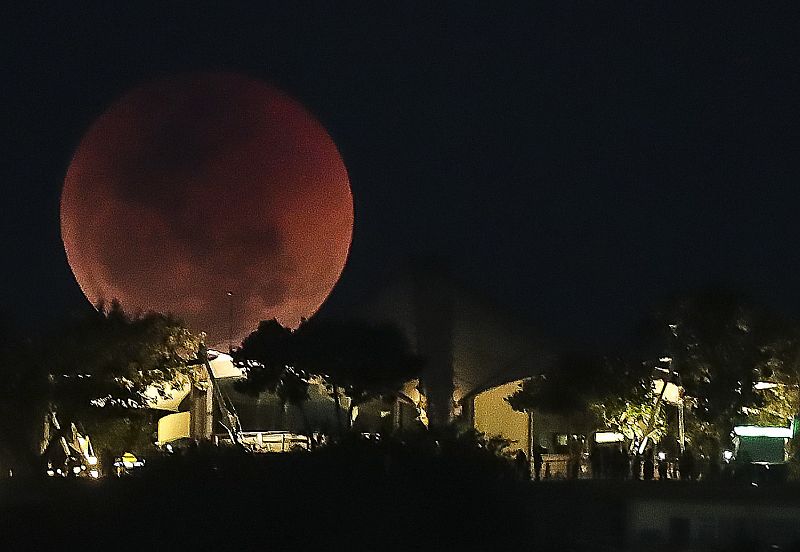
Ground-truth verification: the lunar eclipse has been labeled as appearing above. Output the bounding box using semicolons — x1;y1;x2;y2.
61;73;353;346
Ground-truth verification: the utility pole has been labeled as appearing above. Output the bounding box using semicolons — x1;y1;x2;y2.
678;393;685;453
639;357;673;454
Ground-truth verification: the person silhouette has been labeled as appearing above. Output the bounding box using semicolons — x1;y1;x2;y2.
533;446;543;481
514;450;529;481
644;446;655;481
679;448;696;480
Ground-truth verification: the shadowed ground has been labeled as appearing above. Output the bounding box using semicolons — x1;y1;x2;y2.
3;447;799;551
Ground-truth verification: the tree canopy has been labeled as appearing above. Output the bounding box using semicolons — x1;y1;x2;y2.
292;318;421;408
640;289;786;446
508;288;800;453
232;318;294;396
43;302;202;420
8;302;202;471
0;322;50;474
506;351;665;443
233;317;422;433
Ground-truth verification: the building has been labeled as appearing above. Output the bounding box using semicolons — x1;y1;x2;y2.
156;261;574;460
352;261;558;426
153;350;423;450
153;350;325;449
462;378;594;477
349;261;595;474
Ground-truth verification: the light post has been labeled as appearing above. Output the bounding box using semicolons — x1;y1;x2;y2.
640;357;683;454
639;357;672;454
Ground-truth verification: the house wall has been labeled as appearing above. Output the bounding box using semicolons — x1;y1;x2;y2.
472;380;529;455
158;411;191;444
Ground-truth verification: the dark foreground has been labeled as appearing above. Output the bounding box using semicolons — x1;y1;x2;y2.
2;451;800;551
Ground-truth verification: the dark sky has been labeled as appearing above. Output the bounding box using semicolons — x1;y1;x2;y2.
4;4;800;348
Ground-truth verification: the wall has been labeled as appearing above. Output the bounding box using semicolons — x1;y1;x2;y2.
627;499;800;549
472;380;529;454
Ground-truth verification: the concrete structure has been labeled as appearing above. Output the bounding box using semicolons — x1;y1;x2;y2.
153;350;230;445
353;261;558;428
627;495;800;549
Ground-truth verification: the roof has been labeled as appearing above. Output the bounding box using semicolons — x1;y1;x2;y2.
206;350;245;379
352;262;558;407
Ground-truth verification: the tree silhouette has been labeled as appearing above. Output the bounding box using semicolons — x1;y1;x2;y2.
27;301;202;470
232;319;313;438
234;318;421;437
507;352;610;415
507;351;664;443
640;288;781;448
0;325;50;476
232;319;294;395
292;318;422;435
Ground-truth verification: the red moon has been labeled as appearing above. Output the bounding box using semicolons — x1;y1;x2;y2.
61;73;353;346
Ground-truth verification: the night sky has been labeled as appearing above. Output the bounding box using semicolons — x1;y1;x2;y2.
4;4;800;349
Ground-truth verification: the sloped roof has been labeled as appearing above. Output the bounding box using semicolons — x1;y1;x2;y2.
206;350;244;379
351;262;558;415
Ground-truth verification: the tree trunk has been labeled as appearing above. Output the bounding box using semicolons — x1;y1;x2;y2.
298;402;314;450
792;356;800;461
348;401;355;431
793;384;800;461
332;383;343;437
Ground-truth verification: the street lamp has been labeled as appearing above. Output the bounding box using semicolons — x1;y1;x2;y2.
640;357;684;454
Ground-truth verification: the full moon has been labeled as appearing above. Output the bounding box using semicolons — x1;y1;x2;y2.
61;73;353;346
